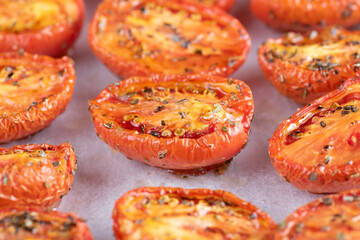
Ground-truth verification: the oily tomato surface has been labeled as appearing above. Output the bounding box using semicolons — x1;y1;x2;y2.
195;0;235;11
89;75;254;170
276;189;360;239
0;52;75;143
0;206;93;240
270;79;360;193
112;187;277;240
250;0;360;31
259;27;360;104
0;143;77;208
0;0;85;57
88;0;250;78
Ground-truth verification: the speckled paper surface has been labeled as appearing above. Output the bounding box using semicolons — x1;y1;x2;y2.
1;0;322;239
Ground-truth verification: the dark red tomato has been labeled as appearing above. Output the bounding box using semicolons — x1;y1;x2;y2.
259;27;360;104
88;0;250;78
0;52;75;143
276;189;360;239
196;0;235;11
89;74;254;170
0;143;77;208
250;0;360;31
0;0;85;57
0;206;93;239
113;187;277;240
270;79;360;193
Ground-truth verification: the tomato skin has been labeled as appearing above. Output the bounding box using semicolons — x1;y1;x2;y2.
269;79;360;193
0;52;76;143
0;0;85;57
88;0;250;78
89;74;254;170
0;143;77;207
0;206;93;239
276;189;360;239
250;0;360;31
112;187;277;240
210;0;235;11
258;27;360;104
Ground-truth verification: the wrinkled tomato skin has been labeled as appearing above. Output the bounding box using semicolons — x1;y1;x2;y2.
89;74;254;170
88;0;250;78
276;189;360;239
269;79;360;193
0;0;85;57
0;143;77;207
0;52;76;143
250;0;360;31
0;206;93;240
211;0;235;11
113;187;277;240
258;28;360;104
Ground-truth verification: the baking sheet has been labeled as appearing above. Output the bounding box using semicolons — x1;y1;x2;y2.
2;0;322;239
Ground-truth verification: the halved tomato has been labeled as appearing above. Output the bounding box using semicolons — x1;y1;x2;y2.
0;143;77;207
276;189;360;239
0;52;76;143
250;0;360;31
112;187;277;240
0;0;85;57
0;206;93;239
259;27;360;104
269;79;360;193
89;74;254;170
196;0;235;11
88;0;250;78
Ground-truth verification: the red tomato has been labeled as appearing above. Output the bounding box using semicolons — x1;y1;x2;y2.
0;143;77;207
258;27;360;104
276;189;360;239
0;0;85;57
113;187;277;240
0;52;76;143
250;0;360;31
195;0;235;11
88;0;250;78
269;79;360;193
89;74;254;170
0;206;93;239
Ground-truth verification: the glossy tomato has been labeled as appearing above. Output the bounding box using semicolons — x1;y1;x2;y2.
196;0;235;11
113;187;277;240
276;189;360;239
259;27;360;104
0;143;77;207
0;0;85;57
0;52;75;143
270;79;360;193
88;0;250;78
89;74;254;170
250;0;360;31
0;206;93;239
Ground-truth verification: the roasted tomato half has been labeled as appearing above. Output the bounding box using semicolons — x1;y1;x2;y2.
0;143;77;207
250;0;360;31
89;75;254;170
88;0;250;78
0;52;75;143
259;27;360;104
276;189;360;239
113;187;276;240
0;206;93;239
196;0;235;11
0;0;85;57
269;79;360;193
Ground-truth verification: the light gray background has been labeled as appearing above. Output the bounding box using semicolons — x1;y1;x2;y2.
2;0;321;239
